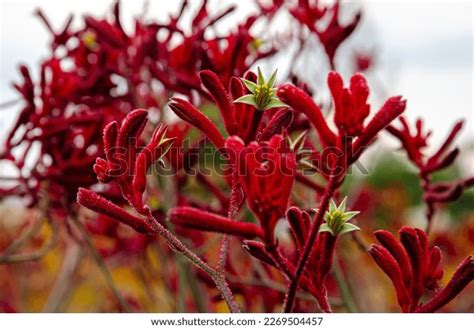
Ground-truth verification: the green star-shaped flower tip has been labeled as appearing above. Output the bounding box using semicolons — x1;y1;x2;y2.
318;197;361;236
233;67;288;111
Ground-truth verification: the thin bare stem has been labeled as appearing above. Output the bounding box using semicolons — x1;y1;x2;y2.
145;214;241;312
217;174;239;272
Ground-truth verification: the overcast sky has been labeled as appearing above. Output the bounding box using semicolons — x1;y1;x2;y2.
1;0;472;147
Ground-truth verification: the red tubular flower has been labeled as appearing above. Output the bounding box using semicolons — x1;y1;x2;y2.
34;9;73;49
351;96;407;161
277;84;337;147
169;206;264;240
229;75;259;143
77;188;154;234
328;71;370;137
168;97;226;150
415;256;474;313
258;108;293;142
328;71;406;144
286;206;311;254
226;135;297;243
199;70;237;135
242;240;277;267
290;0;361;68
285;205;359;313
369;244;411;311
369;226;472;312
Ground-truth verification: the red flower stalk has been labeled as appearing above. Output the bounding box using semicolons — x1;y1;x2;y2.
169;206;264;240
226;135;297;244
369;226;473;312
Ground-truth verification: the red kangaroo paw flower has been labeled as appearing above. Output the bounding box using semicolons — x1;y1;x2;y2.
234;135;297;243
426;120;464;168
199;70;237;135
370;227;471;312
229;76;257;142
426;246;444;289
399;227;426;302
423;148;459;175
416;256;474;313
168;97;225;150
258;108;293;142
289;0;326;31
77;188;153;234
169;206;264;239
328;71;370;137
116;109;148;166
102;121;118;163
286;206;310;253
374;230;413;286
352;96;406;161
242;240;277;267
369;244;411;312
311;231;337;288
277;84;336;147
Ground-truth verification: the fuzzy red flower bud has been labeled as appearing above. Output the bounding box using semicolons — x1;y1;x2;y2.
258;108;293;142
199;70;237;135
168;97;226;150
242;240;276;267
277;84;336;147
77;188;153;234
169;206;264;239
352;96;406;161
286;206;310;253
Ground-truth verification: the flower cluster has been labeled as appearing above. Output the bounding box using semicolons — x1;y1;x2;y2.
369;227;473;312
387;117;474;230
